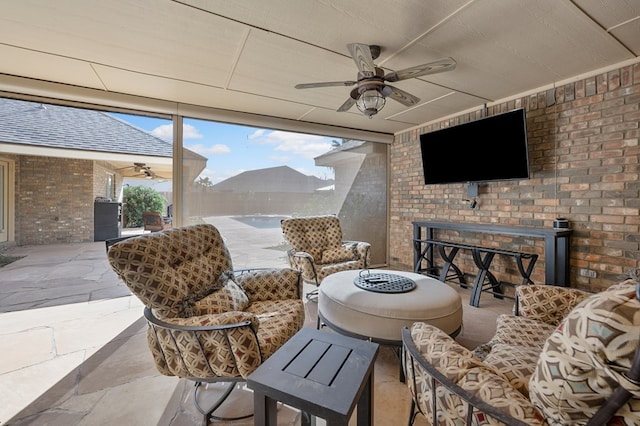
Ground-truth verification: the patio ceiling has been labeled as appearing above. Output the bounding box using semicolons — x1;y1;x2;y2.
0;1;638;139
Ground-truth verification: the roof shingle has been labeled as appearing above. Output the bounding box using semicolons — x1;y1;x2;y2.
0;98;172;157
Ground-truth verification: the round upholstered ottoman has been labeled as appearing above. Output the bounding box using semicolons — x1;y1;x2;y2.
318;269;462;345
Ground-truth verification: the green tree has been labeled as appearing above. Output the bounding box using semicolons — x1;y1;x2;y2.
195;176;214;188
123;185;165;227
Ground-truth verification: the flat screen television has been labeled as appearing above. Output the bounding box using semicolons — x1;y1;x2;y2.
420;108;530;185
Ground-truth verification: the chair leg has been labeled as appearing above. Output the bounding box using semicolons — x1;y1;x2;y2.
408;399;417;426
394;347;406;383
193;381;253;424
306;288;319;302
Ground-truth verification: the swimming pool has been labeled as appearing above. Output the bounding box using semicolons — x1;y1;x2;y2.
230;215;291;229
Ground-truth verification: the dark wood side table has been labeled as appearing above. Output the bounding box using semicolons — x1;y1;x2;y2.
247;327;379;426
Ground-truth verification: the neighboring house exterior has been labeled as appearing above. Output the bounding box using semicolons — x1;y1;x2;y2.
0;98;206;246
191;165;335;217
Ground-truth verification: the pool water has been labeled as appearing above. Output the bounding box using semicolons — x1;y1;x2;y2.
230;215;290;229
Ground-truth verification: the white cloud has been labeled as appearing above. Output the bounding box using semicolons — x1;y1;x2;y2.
248;129;266;140
250;130;332;159
186;143;231;155
183;124;204;139
151;123;203;139
150;124;172;139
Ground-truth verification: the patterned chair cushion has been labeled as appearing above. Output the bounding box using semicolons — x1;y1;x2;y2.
321;244;357;264
458;366;548;426
405;322;547;425
287;253;319;284
473;284;585;361
247;299;305;362
405;322;487;422
483;343;542;397
148;298;305;379
281;215;344;261
488;314;557;350
147;311;260;378
517;284;591;326
316;259;363;282
529;279;640;425
281;215;371;285
473;313;556;363
193;279;249;315
108;224;305;380
410;321;486;382
236;268;301;301
108;224;234;315
406;281;640;425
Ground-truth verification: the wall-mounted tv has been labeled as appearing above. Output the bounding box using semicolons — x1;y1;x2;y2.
420;108;530;185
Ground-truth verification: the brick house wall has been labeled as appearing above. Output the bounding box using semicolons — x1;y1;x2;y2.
16;156;93;244
388;62;640;293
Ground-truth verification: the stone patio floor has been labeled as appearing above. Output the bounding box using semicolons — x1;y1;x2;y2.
0;216;512;425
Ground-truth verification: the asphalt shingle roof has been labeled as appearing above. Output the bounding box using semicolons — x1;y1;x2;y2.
0;97;172;157
212;165;333;193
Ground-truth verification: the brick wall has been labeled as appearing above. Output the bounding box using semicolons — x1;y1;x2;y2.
389;61;640;293
17;156;93;244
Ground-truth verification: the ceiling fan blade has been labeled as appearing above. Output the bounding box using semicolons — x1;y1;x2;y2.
385;57;456;82
337;97;356;112
347;43;376;74
295;81;356;89
386;85;421;107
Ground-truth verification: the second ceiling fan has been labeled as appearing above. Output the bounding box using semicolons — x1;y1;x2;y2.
295;43;456;117
116;162;169;180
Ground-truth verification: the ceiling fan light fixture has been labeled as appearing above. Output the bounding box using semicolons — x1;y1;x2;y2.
295;43;455;116
356;89;385;118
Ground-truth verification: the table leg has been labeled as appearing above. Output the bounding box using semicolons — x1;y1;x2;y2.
253;390;278;425
356;371;374;426
301;411;317;426
470;250;497;307
436;245;466;287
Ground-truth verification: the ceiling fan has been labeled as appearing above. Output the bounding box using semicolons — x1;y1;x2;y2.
116;162;168;180
295;43;456;118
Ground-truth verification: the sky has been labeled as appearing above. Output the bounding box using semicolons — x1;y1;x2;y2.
109;113;338;188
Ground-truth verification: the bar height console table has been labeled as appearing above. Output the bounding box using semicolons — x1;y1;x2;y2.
413;221;572;286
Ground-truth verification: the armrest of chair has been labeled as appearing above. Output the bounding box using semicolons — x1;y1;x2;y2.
144;307;263;378
402;324;539;426
515;285;591;326
147;307;258;330
347;241;371;264
285;249;318;284
234;268;302;301
287;249;314;262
